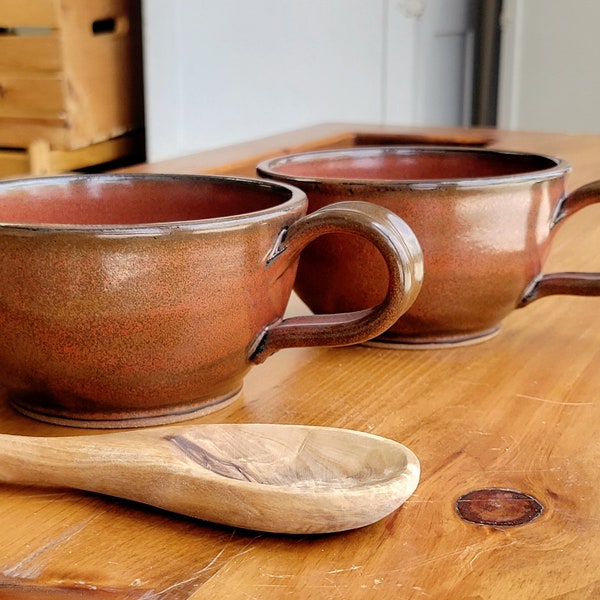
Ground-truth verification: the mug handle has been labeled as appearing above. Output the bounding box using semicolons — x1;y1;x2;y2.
520;180;600;305
249;201;423;363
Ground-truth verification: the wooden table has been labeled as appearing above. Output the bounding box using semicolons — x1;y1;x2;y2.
1;124;599;599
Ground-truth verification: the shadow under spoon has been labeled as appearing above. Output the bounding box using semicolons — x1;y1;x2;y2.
0;423;419;534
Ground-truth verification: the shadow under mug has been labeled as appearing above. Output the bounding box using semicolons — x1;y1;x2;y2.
257;146;600;347
0;173;423;427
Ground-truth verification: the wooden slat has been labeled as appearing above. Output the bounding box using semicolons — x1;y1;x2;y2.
44;129;145;173
0;116;69;149
0;35;62;73
0;130;144;178
0;0;59;28
0;75;65;120
0;148;28;177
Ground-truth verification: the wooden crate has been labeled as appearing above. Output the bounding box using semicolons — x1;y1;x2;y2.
0;0;144;151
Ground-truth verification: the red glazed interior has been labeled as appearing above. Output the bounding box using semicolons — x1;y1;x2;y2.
268;150;558;181
0;176;292;226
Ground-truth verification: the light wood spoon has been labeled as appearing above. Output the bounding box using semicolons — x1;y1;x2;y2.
0;423;419;534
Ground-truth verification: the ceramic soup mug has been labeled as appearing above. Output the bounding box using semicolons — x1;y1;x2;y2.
258;146;600;347
0;174;422;427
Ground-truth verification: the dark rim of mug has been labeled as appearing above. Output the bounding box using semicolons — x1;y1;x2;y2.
0;173;306;235
256;146;572;189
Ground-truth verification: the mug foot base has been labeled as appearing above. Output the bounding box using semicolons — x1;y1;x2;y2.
364;327;501;350
9;388;243;429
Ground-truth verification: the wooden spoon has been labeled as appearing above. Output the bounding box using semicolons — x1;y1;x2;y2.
0;423;419;534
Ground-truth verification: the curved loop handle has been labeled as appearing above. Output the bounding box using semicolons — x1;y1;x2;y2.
521;179;600;306
249;201;423;363
552;179;600;226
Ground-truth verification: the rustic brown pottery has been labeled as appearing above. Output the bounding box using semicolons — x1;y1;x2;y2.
258;147;600;347
0;174;423;427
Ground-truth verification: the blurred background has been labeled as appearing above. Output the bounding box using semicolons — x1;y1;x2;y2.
142;0;600;161
1;0;599;173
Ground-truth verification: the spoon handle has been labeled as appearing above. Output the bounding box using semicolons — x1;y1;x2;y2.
0;428;184;492
0;426;281;530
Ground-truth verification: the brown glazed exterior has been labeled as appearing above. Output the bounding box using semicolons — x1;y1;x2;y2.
258;147;600;346
0;174;422;427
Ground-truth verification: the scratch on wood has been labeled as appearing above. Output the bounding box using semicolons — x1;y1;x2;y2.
327;565;362;574
153;549;227;597
377;547;470;574
154;541;234;596
1;515;100;578
515;394;593;406
154;532;260;596
198;541;259;590
467;540;517;571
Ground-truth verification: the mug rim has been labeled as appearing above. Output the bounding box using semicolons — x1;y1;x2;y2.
256;145;572;189
0;173;307;235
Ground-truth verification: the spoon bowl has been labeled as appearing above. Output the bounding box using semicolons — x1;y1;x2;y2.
0;423;419;534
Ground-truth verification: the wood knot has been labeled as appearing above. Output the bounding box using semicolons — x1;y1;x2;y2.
455;488;543;527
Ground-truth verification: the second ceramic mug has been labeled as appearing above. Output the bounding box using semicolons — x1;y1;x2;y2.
258;146;600;347
0;173;422;427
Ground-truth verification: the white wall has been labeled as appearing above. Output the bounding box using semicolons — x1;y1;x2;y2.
142;0;475;162
498;0;600;133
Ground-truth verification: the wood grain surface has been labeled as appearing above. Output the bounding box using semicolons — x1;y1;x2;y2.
1;124;599;599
